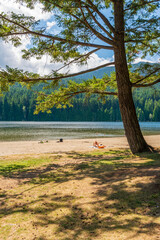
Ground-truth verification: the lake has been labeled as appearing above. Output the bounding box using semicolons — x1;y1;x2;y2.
0;121;160;142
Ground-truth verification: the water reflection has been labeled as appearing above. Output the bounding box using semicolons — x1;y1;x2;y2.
0;121;159;142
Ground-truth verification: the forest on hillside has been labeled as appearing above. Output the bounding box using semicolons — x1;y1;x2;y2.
0;84;160;122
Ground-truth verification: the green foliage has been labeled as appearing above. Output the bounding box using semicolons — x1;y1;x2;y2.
125;0;160;61
35;74;117;113
0;66;41;94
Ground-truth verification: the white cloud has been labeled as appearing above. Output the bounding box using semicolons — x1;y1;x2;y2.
49;29;61;35
0;40;113;76
46;21;56;30
0;39;63;75
0;0;52;20
133;56;159;64
0;37;30;67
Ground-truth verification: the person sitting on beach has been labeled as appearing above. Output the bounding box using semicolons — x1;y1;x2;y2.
93;141;99;147
93;141;106;148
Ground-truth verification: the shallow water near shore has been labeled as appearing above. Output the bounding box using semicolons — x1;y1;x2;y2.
0;121;160;142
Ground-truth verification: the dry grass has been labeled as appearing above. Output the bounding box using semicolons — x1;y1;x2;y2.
0;149;160;240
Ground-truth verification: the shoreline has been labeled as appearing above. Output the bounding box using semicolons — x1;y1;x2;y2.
0;135;159;156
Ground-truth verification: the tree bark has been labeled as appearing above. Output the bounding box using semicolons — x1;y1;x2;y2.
113;0;150;153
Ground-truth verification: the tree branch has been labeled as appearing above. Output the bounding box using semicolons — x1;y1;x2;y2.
1;32;31;37
86;0;115;34
35;89;117;99
64;90;117;99
58;90;117;106
0;14;114;50
78;0;115;45
132;67;160;85
36;89;117;110
125;37;159;43
133;78;160;88
86;6;114;40
8;62;115;82
124;0;159;11
125;39;145;43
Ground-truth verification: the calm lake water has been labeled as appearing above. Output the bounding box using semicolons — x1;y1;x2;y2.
0;121;160;141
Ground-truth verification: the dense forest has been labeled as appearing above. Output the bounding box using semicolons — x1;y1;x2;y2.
0;83;160;121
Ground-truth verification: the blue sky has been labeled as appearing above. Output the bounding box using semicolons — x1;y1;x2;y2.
0;0;159;76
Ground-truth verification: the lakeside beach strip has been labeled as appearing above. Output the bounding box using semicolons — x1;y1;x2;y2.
0;135;160;156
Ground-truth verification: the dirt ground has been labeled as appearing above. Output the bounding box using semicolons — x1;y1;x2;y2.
0;148;160;240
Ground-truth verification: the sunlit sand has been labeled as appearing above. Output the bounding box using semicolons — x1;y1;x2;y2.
0;135;159;156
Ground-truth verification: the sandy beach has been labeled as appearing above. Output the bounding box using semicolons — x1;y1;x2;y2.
0;135;159;156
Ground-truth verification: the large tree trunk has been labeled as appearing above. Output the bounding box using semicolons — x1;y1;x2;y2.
113;0;150;153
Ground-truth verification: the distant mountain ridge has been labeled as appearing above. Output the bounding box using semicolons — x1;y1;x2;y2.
74;66;115;79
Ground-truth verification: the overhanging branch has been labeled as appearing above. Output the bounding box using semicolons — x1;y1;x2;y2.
86;6;114;40
132;67;160;85
57;90;117;106
78;0;114;45
86;0;115;34
64;90;117;99
36;89;117;110
0;14;114;50
124;0;159;11
133;78;160;88
8;62;115;82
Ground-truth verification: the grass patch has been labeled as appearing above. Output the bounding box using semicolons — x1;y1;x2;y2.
0;155;59;177
0;149;160;240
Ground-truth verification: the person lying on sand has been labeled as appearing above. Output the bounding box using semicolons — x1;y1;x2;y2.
93;141;106;148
